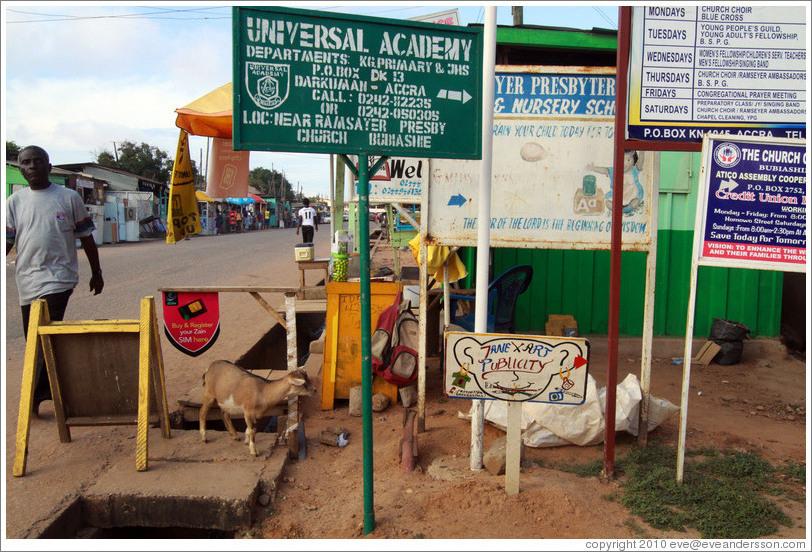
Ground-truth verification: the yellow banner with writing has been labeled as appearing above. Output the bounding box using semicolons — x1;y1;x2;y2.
166;129;202;243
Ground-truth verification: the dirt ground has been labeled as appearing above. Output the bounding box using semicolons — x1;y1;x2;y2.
246;241;809;542
3;231;807;543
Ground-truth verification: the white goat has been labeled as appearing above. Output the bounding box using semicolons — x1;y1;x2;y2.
199;360;315;456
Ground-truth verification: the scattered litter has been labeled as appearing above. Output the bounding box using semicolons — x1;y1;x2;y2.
671;357;684;365
692;340;721;365
319;426;350;447
698;391;703;396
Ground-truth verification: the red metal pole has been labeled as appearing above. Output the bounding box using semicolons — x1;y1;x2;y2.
604;6;633;480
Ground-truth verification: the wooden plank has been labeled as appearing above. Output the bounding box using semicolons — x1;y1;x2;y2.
181;405;285;424
38;321;140;334
321;294;339;410
136;297;152;471
13;300;45;477
157;286;306;293
52;333;143;417
505;402;522;495
149;298;171;439
41;334;71;443
249;291;287;328
295;299;327;313
66;414;160;426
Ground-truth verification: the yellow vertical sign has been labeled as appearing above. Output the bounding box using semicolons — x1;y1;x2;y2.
166;129;201;243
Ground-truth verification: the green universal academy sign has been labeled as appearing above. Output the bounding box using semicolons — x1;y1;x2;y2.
233;6;483;159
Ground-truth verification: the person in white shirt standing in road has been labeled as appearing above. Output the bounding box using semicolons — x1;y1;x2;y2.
296;198;318;243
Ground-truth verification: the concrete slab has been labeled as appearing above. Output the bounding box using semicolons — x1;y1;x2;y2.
149;427;281;462
81;429;289;531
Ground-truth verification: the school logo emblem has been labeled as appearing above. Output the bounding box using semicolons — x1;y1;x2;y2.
246;62;289;110
713;142;741;168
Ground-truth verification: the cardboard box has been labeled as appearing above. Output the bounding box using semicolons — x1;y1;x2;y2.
545;314;578;337
692;340;721;365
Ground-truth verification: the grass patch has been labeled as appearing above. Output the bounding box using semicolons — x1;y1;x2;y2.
550;457;604;478
551;445;795;539
779;461;806;485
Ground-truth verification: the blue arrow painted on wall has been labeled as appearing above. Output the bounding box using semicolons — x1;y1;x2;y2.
448;193;467;207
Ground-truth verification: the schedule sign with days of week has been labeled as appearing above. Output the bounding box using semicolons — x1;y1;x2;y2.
699;134;806;271
232;6;483;159
628;5;806;142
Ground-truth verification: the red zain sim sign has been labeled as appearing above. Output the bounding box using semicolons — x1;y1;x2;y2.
163;292;221;356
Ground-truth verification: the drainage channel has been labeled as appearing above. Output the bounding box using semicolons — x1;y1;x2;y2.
42;311;326;539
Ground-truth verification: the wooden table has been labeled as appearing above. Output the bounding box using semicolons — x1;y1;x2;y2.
298;258;330;288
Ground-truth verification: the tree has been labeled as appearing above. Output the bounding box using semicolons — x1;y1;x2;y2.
6;141;21;160
95;140;198;184
249;167;294;199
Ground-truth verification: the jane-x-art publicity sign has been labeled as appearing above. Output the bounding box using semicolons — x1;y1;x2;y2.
163;292;221;356
444;332;590;405
697;133;806;272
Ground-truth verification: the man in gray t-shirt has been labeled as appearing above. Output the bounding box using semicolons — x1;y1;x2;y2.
6;146;104;414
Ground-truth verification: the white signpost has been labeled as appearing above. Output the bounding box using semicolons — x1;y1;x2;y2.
677;133;806;481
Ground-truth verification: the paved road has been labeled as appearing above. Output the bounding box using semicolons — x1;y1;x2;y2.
5;227;331;342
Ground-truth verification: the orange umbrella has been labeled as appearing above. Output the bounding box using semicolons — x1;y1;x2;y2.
174;83;233;138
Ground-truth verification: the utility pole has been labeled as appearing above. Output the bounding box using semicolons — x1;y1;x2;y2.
512;6;523;25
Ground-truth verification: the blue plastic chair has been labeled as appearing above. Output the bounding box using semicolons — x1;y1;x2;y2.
449;265;533;333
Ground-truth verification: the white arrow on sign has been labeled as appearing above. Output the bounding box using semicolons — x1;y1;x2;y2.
437;89;472;104
719;179;739;192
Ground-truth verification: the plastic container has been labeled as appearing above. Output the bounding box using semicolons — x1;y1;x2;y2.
294;243;314;262
332;253;348;281
334;230;352;253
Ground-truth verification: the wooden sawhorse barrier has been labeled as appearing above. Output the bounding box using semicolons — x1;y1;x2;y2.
13;296;170;476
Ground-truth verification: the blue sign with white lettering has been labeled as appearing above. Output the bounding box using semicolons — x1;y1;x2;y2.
700;135;806;268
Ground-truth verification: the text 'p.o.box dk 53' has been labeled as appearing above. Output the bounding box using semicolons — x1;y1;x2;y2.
444;332;590;404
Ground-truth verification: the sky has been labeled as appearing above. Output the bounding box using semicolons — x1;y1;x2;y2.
2;2;620;200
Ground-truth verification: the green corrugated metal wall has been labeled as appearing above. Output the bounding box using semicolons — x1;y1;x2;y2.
484;151;783;337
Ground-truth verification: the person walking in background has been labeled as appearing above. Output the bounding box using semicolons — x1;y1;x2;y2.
6;145;104;415
296;197;318;243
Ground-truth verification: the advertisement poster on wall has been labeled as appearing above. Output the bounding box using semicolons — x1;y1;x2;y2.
350;156;427;203
206;137;250;199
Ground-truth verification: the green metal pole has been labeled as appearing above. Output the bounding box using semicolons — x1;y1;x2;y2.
358;154;374;535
